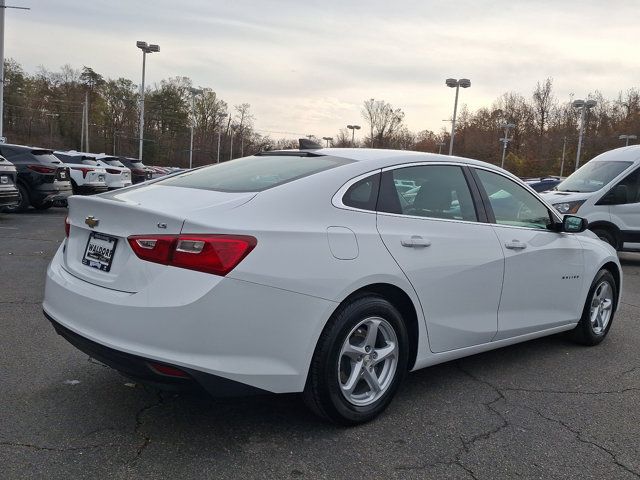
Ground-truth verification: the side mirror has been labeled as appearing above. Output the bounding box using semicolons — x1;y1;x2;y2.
562;215;588;233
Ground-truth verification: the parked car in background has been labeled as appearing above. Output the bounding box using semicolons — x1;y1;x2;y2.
147;166;171;179
0;155;20;210
524;176;564;192
54;151;109;195
93;154;132;190
542;145;640;251
45;146;621;425
0;144;72;212
119;157;153;184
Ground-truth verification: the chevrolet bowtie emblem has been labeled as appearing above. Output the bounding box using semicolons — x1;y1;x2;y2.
85;216;99;228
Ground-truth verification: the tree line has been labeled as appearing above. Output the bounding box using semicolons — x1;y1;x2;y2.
3;59;639;175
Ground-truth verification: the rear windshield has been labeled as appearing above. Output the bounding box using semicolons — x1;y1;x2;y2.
32;151;63;164
157;155;352;192
102;158;125;167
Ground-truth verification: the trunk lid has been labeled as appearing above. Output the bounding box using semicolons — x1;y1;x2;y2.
64;184;256;292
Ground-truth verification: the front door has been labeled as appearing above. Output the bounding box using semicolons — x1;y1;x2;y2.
375;164;504;353
473;168;585;340
607;167;640;249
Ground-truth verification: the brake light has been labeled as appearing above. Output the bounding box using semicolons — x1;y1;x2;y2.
127;234;256;276
132;168;145;175
148;362;190;378
65;216;70;238
27;164;56;174
105;168;121;174
70;166;95;178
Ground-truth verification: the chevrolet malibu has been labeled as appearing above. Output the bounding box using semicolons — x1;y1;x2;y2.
43;147;622;425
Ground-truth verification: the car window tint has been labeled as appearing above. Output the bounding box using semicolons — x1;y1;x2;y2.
611;167;640;204
378;165;478;222
158;155;352;192
475;169;552;230
342;173;380;211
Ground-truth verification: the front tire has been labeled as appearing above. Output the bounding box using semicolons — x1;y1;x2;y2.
304;295;409;425
3;183;30;213
570;269;617;346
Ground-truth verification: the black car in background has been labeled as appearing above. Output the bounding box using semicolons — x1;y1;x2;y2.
0;144;73;212
119;157;153;184
524;176;564;193
0;155;20;209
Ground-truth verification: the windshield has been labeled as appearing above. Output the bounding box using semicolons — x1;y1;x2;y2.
555;161;633;193
157;155;352;192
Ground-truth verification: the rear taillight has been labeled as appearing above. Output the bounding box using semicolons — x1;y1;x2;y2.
70;166;95;178
132;168;145;175
105;168;121;174
148;362;190;378
65;216;70;238
27;164;56;174
127;234;256;276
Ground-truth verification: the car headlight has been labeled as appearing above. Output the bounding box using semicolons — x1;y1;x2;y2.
553;200;585;214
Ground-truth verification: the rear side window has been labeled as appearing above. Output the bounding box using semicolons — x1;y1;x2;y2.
378;165;478;222
158;155;352;192
342;174;380;211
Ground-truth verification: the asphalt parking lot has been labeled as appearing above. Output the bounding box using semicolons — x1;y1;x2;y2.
1;208;639;480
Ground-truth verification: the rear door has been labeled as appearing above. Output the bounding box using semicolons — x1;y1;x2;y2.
375;163;504;353
472;168;584;339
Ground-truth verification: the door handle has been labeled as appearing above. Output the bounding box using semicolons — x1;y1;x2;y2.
401;235;432;248
504;240;527;250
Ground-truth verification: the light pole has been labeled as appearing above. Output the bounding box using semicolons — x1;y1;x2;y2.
560;136;567;177
188;87;203;169
45;113;59;145
229;125;236;160
572;99;596;171
619;134;637;146
322;136;332;147
216;112;227;163
136;41;160;161
499;123;516;169
346;124;361;147
436;141;445;154
0;1;29;143
445;78;471;155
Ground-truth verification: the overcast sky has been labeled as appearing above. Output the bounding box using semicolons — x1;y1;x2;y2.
4;0;639;139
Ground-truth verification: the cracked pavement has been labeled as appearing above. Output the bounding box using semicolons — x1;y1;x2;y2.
1;209;640;479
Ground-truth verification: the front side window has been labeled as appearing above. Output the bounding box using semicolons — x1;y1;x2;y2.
378;165;478;222
606;167;640;204
475;169;552;230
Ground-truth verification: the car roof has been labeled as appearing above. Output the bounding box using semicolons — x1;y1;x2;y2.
590;145;640;164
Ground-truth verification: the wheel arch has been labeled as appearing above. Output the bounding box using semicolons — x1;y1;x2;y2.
336;283;420;371
588;221;621;249
600;261;621;311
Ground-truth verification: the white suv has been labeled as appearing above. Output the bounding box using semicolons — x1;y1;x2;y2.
542;145;640;251
54;151;108;195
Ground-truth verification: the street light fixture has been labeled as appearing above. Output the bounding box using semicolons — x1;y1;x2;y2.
346;124;361;147
216;112;228;163
322;136;333;147
572;98;596;171
136;41;160;161
499;123;516;169
618;134;637;146
445;78;471;155
188;87;203;169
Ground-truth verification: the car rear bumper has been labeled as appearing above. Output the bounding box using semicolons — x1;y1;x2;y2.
43;243;337;394
0;187;20;207
45;311;265;396
75;183;108;195
32;184;73;203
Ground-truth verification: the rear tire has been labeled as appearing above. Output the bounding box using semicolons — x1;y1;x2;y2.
304;295;409;425
569;269;617;346
32;200;53;210
3;183;30;213
591;228;618;250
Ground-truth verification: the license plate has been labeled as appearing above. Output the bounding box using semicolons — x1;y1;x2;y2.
0;176;7;184
82;232;118;272
98;174;105;181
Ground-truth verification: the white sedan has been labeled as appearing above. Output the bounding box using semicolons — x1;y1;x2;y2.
43;146;622;424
